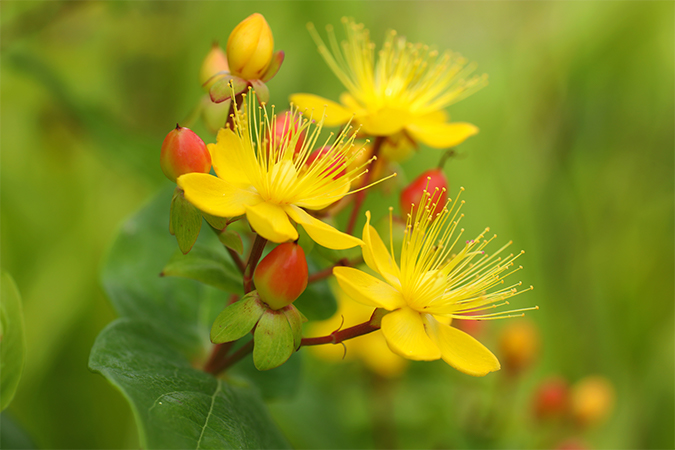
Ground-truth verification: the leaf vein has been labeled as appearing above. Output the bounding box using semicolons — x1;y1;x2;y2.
196;379;222;449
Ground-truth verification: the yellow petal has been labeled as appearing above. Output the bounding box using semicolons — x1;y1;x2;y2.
289;94;352;127
178;173;260;217
425;316;500;376
358;107;409;136
333;267;406;310
406;119;479;149
210;128;252;189
244;202;298;243
362;211;400;286
294;179;350;210
284;204;362;249
380;307;441;361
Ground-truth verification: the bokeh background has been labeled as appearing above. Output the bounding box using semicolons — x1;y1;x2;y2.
1;1;673;449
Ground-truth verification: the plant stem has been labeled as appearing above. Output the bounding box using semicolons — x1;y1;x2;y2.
207;340;254;375
243;234;267;293
346;136;386;235
203;342;234;375
437;147;457;169
301;320;380;347
226;247;245;274
307;257;362;284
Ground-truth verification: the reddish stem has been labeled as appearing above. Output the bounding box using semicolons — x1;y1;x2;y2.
307;258;349;284
206;340;254;375
243;234;267;293
346;136;386;235
203;342;234;375
226;247;245;274
301;320;380;347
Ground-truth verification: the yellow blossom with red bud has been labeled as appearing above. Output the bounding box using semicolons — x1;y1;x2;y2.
160;125;211;183
333;187;536;376
207;13;285;106
291;18;485;160
254;242;308;310
177;91;387;248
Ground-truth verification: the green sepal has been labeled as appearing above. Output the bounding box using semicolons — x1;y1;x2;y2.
253;309;294;371
210;76;248;103
218;229;244;255
202;211;229;231
210;292;265;344
161;244;242;294
170;187;202;255
250;79;269;104
0;272;25;411
281;305;303;350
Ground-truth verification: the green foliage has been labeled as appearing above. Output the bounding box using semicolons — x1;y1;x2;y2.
210;293;265;344
170;188;202;255
253;310;295;371
218;229;244;255
90;188;292;448
162;244;243;294
89;319;289;449
0;272;25;411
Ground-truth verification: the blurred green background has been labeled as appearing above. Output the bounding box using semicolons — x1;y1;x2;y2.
1;1;673;449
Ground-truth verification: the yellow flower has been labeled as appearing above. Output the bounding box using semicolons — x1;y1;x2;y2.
333;188;535;376
177;92;371;248
309;283;408;378
291;18;486;152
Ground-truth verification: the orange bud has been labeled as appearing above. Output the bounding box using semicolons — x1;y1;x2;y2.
533;376;569;420
227;13;274;80
498;319;540;374
200;42;229;89
400;169;448;218
160;125;211;182
254;242;308;310
570;375;615;427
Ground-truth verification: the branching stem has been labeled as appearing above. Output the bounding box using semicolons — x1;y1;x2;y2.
346;136;386;235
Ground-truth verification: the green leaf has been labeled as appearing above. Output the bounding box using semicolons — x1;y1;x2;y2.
101;187;226;350
282;305;303;350
210;293;265;344
230;351;302;401
0;413;35;449
253;310;294;371
162;244;242;294
0;272;25;411
171;188;202;255
218;229;244;255
90;319;290;450
202;212;229;231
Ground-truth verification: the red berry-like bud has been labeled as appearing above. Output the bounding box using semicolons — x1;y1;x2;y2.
400;169;448;218
533;377;570;420
254;242;308;310
305;146;347;180
160;125;212;182
270;111;305;156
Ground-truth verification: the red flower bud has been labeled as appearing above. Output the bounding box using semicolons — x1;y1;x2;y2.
305;146;347;180
400;168;448;218
160;125;212;183
533;377;570;420
270;111;305;156
254;242;308;310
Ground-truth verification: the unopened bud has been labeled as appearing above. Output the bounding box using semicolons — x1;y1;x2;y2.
227;13;274;80
400;168;448;218
200;42;229;90
270;111;305;156
498;319;540;374
533;376;569;420
254;242;308;310
160;125;211;182
306;146;347;180
570;375;615;427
